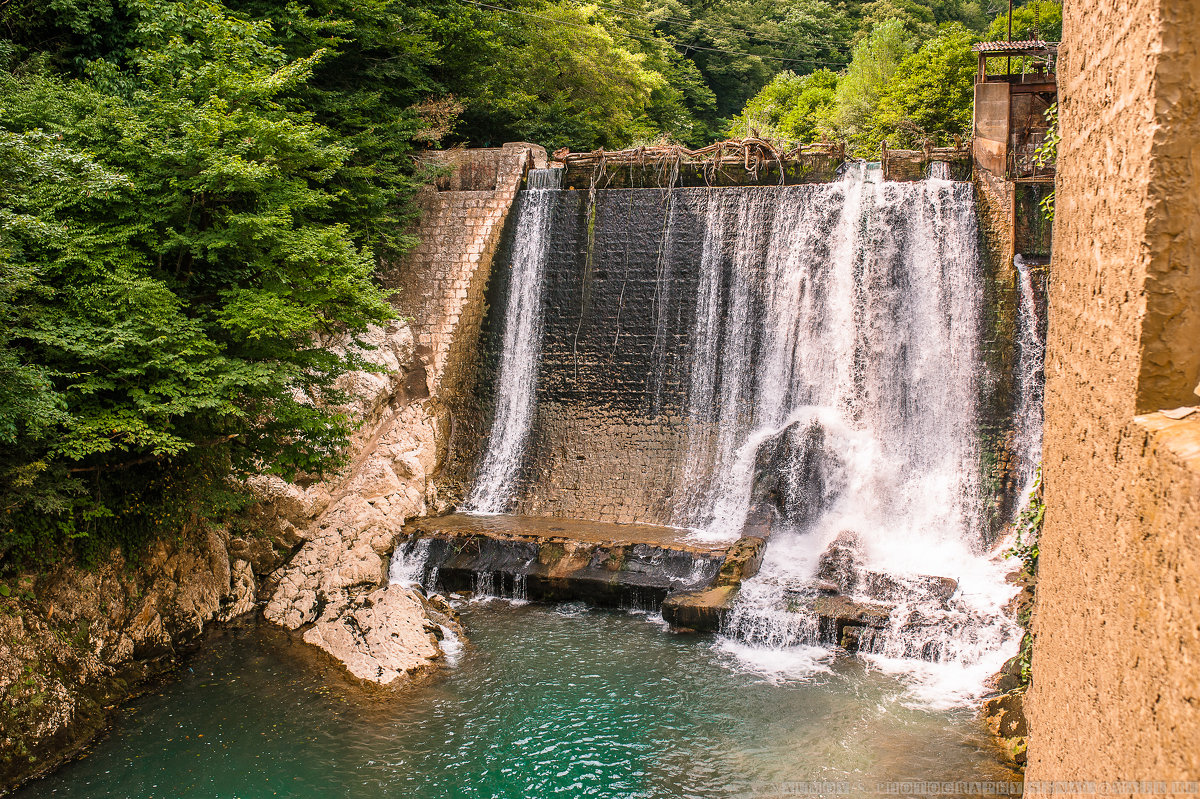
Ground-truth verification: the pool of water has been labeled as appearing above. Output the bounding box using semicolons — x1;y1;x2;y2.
17;602;1018;798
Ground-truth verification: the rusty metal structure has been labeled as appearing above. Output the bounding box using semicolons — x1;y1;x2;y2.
972;40;1059;182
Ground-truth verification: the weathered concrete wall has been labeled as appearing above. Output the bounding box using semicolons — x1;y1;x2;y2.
1025;0;1200;786
480;188;706;524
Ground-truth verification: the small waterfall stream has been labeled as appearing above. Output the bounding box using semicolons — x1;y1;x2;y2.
463;169;561;513
1012;254;1046;499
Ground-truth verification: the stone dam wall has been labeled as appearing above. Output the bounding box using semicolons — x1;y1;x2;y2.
1024;0;1200;786
463;179;1038;533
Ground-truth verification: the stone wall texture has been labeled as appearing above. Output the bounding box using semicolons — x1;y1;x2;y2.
383;143;547;400
1025;0;1200;787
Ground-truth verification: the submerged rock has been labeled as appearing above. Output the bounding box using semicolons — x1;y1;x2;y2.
981;688;1028;767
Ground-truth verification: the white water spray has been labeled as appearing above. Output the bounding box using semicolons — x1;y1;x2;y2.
669;168;1020;702
1012;255;1046;500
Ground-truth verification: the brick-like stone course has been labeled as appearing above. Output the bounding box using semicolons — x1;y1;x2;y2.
382;143;547;407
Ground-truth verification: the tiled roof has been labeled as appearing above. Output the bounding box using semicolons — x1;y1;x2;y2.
973;40;1059;52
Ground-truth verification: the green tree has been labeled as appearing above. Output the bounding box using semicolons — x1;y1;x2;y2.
724;69;839;143
865;22;977;150
984;0;1062;42
823;18;913;149
0;0;395;562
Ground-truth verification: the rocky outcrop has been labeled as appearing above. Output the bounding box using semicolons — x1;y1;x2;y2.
402;513;736;609
0;525;277;790
660;535;769;632
302;585;461;687
252;321;460;686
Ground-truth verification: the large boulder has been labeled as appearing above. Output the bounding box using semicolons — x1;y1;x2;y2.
302;585;460;687
751;419;846;528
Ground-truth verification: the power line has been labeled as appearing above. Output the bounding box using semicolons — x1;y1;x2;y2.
460;0;849;67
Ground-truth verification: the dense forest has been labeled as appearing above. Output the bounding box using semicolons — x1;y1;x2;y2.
0;0;1060;567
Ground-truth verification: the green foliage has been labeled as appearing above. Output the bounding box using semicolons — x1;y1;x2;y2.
0;0;395;565
730;0;1049;155
1007;468;1043;576
1036;103;1058;220
824;18;913;148
1006;466;1044;686
723;69;838;143
984;0;1061;43
863;23;977;151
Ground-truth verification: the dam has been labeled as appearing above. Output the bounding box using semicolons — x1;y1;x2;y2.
10;147;1047;799
393;152;1045;702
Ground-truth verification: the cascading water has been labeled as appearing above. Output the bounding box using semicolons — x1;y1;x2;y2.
464;169;561;513
465;164;1027;704
677;166;1019;704
389;537;436;590
1012;254;1046;499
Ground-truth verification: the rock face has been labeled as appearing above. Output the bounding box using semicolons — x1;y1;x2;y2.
660;535;769;632
253;321;460;686
402;514;735;609
302;585;461;686
751;420;846;529
0;526;275;789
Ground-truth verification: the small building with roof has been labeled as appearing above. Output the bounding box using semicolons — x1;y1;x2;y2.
972;40;1058;182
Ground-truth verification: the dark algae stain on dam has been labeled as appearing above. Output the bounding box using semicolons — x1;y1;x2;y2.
16;603;1017;799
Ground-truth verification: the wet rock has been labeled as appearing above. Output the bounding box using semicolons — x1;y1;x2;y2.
859;571;959;604
985;655;1024;695
751;419;846;527
812;532;957;605
811;595;892;652
717;535;768;586
407;514;742;611
661;586;739;632
814;530;864;593
811;594;893;628
981;689;1028;767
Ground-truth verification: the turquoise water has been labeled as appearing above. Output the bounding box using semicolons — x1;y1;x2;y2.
17;602;1017;798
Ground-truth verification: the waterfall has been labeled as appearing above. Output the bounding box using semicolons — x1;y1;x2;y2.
675;165;983;552
685;167;1018;702
472;165;1026;702
1012;255;1046;499
928;160;951;180
464;169;560;513
389;537;435;590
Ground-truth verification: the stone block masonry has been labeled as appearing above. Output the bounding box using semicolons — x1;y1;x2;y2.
382;143;548;402
476;187;712;525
